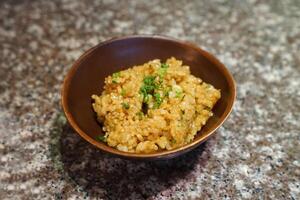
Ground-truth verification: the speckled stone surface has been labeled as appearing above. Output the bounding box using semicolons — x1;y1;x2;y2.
0;0;300;199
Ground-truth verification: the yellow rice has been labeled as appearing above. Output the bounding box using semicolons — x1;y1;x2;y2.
92;57;221;153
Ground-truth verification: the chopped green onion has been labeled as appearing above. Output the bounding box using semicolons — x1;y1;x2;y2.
139;62;170;111
143;75;156;85
136;111;144;120
122;102;130;109
164;87;171;98
153;93;162;109
161;63;169;68
170;138;176;144
96;135;106;142
181;94;185;101
121;88;126;96
157;67;167;78
112;72;121;84
175;90;183;98
112;72;120;79
140;75;158;103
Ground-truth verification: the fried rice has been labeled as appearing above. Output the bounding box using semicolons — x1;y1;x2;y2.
92;57;221;153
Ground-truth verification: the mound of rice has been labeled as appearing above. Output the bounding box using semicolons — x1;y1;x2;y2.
92;57;221;153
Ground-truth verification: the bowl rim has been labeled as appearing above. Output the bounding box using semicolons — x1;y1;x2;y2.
61;34;236;159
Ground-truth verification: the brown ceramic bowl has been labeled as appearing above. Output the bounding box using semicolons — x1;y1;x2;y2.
61;35;236;160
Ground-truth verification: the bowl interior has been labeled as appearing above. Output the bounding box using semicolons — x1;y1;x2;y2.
63;36;235;159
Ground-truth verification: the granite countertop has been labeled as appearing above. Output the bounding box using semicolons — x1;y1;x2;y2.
1;0;299;199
